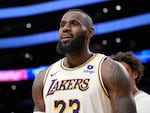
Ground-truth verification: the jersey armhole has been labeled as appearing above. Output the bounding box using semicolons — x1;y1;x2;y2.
98;56;110;98
43;65;52;85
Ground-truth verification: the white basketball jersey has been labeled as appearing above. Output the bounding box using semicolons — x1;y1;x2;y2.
43;53;112;113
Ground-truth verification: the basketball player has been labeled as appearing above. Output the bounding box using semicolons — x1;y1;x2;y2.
32;9;137;113
112;51;150;113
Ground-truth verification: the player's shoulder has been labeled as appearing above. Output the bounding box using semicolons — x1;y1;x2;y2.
34;67;49;84
139;91;150;98
102;56;119;70
35;60;61;79
103;55;127;71
38;68;48;77
135;91;150;105
101;56;130;88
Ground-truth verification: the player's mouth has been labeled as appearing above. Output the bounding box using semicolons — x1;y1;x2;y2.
61;35;72;43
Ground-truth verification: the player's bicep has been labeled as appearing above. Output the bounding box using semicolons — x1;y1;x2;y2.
102;59;136;113
32;69;47;112
109;61;131;95
102;59;131;95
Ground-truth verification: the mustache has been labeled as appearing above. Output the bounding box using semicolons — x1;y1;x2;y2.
61;33;73;39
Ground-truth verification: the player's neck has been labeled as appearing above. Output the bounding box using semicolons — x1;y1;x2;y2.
64;51;93;68
133;86;140;96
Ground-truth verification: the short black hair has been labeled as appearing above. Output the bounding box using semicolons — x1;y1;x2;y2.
65;8;93;28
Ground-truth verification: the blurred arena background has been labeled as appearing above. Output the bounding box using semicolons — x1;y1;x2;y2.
0;0;150;113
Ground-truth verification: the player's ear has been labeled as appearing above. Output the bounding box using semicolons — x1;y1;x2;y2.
88;27;94;38
133;71;138;79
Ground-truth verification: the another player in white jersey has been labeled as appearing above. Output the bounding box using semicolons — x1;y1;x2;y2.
32;9;137;113
112;51;150;113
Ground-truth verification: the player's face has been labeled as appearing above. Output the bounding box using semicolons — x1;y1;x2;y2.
57;11;88;55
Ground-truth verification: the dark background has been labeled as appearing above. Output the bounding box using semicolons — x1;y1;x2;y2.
0;0;150;113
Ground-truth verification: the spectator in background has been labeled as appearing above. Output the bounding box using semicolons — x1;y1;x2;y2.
111;51;150;113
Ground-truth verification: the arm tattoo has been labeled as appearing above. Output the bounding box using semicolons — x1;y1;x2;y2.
109;61;131;95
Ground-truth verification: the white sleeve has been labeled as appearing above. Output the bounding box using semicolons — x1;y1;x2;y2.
135;92;150;113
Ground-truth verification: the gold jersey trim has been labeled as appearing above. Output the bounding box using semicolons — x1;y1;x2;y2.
60;53;98;72
43;64;54;85
96;55;110;98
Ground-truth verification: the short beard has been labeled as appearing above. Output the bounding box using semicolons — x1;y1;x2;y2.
56;35;86;56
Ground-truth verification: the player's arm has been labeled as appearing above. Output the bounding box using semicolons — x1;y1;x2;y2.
32;68;47;113
102;58;137;113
